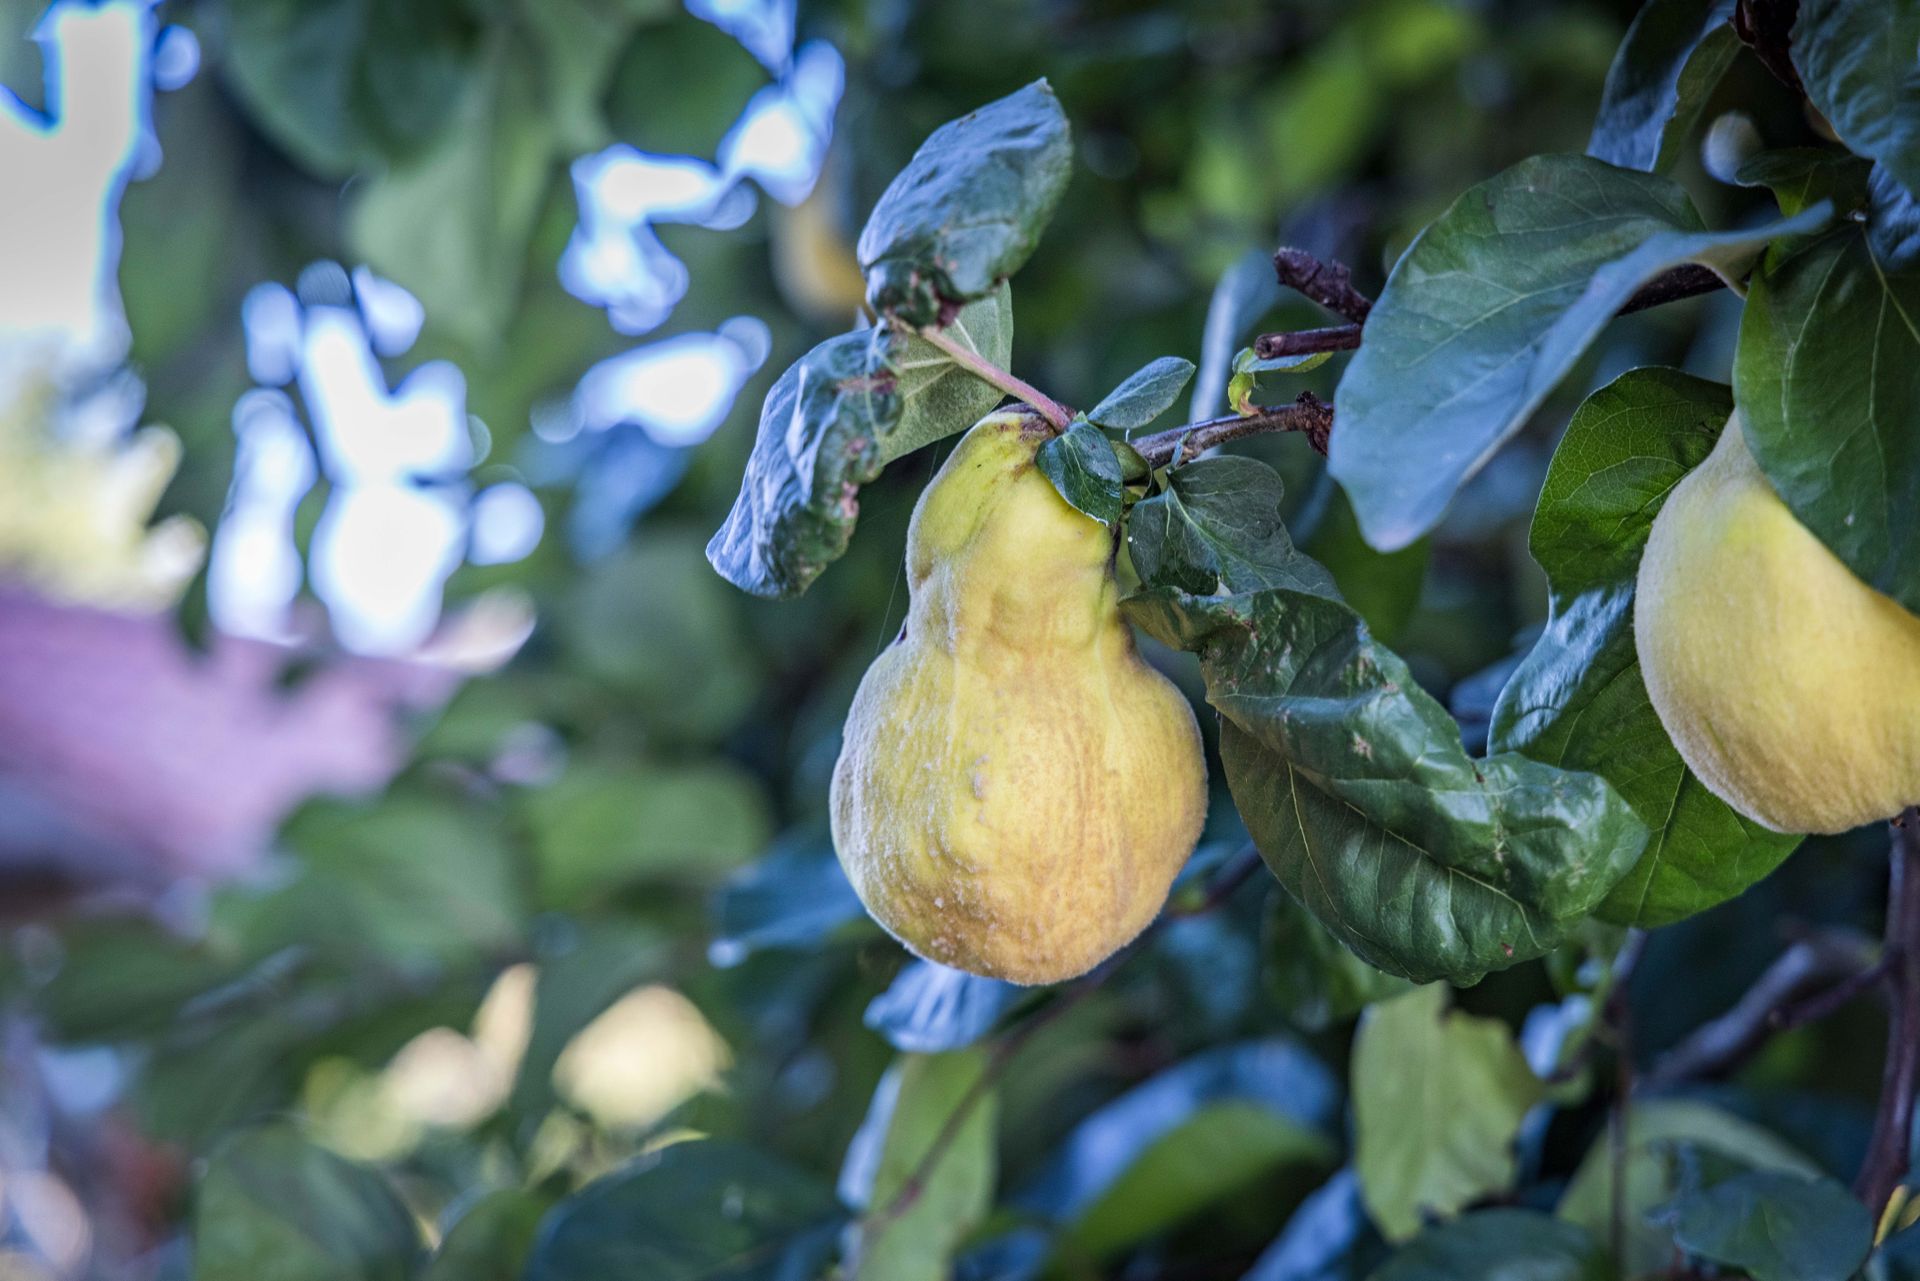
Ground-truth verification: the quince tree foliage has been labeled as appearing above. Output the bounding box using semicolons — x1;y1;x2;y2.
689;3;1920;1272
46;1;1920;1278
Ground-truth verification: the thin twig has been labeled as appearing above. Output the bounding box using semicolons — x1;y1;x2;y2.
1273;247;1374;323
1250;257;1728;362
1254;326;1363;360
1133;393;1334;465
914;324;1074;430
864;842;1265;1229
1857;809;1920;1216
1643;929;1881;1088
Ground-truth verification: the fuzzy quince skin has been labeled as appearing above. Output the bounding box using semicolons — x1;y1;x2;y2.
1635;412;1920;834
830;409;1208;984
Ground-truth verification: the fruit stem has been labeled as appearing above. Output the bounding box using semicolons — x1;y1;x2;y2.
913;324;1073;431
1857;807;1920;1218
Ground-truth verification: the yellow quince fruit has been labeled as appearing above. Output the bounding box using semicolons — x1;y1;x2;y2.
831;409;1208;983
1635;412;1920;834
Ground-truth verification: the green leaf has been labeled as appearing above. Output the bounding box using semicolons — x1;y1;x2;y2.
1087;356;1196;430
521;757;772;906
1587;0;1737;173
842;1053;997;1281
887;284;1016;462
348;38;556;348
423;1189;552;1281
1792;0;1920;200
1655;1171;1872;1281
1060;1101;1332;1262
223;0;481;176
1125;455;1339;598
194;1124;422;1281
706;327;902;598
277;791;527;968
1557;1099;1821;1278
1733;176;1920;613
523;1139;845;1281
1329;154;1830;550
1226;346;1334;416
1298;485;1429;647
559;530;759;742
1490;368;1800;927
1125;583;1647;984
858;81;1073;325
1735;147;1874;218
1036;420;1125;524
1263;890;1414;1031
1352;985;1544;1241
518;0;671;154
1371;1210;1610;1281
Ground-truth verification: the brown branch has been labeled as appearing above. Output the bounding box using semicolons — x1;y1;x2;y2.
1133;393;1334;465
1273;247;1373;323
865;842;1264;1228
1254;326;1363;360
1642;929;1881;1088
1734;0;1806;97
1251;257;1729;362
1858;809;1920;1216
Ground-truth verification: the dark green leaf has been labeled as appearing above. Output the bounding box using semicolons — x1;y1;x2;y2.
1734;181;1920;612
842;1053;996;1281
888;284;1015;461
1298;484;1429;646
1735;147;1874;218
858;81;1073;325
1656;1170;1872;1281
1330;154;1829;550
423;1189;552;1281
1264;890;1413;1031
1792;0;1920;200
523;1139;845;1281
1352;985;1544;1240
1125;455;1338;597
1125;584;1647;984
706;327;902;598
194;1124;422;1281
1036;420;1125;524
1087;356;1196;430
1587;0;1737;172
1490;368;1800;927
1558;1099;1821;1277
1370;1210;1609;1281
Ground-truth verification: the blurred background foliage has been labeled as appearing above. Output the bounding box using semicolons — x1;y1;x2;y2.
0;0;1898;1278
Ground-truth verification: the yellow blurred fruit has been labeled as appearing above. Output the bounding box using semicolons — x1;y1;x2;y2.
770;177;869;327
830;409;1208;983
1635;413;1920;833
